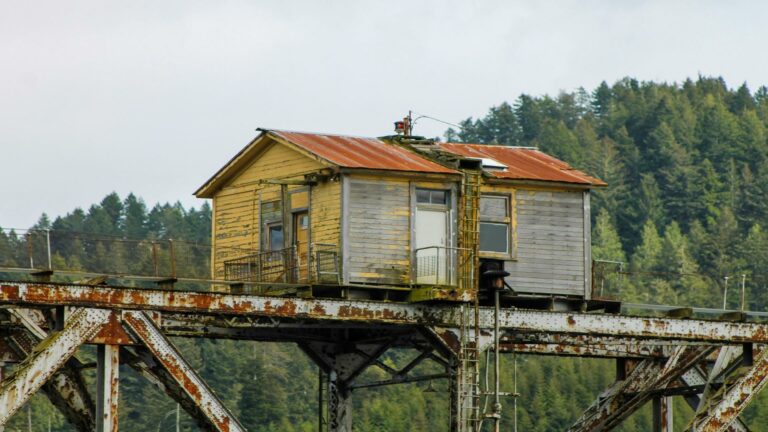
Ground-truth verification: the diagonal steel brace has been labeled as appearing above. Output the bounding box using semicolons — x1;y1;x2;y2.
122;310;245;432
0;307;110;425
569;345;713;431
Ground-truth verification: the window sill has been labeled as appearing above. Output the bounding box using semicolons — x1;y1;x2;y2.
478;252;516;261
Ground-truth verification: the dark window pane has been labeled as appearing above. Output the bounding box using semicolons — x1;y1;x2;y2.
416;189;431;203
479;223;508;253
268;225;283;251
430;190;447;205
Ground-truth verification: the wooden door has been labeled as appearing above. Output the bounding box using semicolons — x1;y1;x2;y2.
293;212;309;282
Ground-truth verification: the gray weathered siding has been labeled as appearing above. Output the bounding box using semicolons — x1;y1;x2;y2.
344;177;411;285
505;189;587;296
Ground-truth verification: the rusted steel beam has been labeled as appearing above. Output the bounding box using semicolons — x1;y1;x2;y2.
501;342;668;358
95;345;119;432
0;308;109;425
1;282;767;344
7;329;96;431
569;345;714;431
122;311;244;432
690;348;768;431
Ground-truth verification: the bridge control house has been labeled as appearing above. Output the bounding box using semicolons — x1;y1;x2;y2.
194;127;605;304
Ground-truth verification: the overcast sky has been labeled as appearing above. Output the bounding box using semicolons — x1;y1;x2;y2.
1;0;766;229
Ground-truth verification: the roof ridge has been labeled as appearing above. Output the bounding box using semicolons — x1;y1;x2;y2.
259;128;382;141
443;142;539;150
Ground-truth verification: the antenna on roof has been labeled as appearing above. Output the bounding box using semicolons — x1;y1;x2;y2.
394;111;413;137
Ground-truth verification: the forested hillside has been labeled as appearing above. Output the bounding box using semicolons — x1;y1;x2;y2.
4;76;768;430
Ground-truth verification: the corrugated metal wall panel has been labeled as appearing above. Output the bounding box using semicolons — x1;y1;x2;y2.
345;178;411;285
505;189;586;296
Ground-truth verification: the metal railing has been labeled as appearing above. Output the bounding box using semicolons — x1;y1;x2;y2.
310;243;341;284
223;243;340;284
224;246;298;283
413;246;474;288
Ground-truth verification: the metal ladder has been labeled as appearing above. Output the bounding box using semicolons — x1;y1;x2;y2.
458;170;481;291
458;169;482;431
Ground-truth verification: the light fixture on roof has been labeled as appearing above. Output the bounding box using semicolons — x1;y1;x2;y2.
394;111;413;136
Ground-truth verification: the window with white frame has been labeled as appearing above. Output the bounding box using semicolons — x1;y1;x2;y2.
479;195;511;255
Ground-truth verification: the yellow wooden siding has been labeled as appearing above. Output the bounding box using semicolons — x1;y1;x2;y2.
230;141;324;187
211;140;324;279
311;180;341;247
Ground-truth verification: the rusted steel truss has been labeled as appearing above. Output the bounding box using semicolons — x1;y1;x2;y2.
122;311;245;432
0;307;110;425
6;324;97;431
569;345;715;431
690;347;768;431
1;282;768;431
680;365;750;432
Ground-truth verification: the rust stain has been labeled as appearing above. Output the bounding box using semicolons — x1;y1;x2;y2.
90;311;134;345
438;143;606;186
270;130;459;174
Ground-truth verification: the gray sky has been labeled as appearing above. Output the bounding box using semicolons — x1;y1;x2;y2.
2;0;766;229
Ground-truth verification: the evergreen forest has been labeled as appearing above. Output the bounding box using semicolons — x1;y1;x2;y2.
4;76;768;430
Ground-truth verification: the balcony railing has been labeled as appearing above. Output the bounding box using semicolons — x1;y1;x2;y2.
223;243;340;284
413;246;475;289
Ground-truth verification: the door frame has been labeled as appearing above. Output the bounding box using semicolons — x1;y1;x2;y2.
410;183;457;284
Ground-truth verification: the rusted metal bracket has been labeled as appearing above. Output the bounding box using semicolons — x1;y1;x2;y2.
569;345;714;431
122;311;245;432
689;348;768;431
0;307;110;426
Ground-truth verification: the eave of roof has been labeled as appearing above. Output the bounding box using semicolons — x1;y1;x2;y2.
437;143;607;187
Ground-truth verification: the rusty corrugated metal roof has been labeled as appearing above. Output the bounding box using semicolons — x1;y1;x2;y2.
269;130;458;174
437;143;607;186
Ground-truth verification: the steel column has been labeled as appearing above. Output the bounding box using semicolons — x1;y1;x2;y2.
0;308;109;426
96;345;119;432
651;396;672;432
327;371;352;432
122;311;245;432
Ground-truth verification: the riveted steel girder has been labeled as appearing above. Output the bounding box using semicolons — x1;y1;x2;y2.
4;282;768;343
122;311;245;432
0;307;110;426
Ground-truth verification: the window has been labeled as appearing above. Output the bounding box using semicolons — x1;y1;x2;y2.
267;223;284;251
479;195;510;254
416;188;448;205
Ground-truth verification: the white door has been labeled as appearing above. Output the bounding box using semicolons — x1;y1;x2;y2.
415;209;448;284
